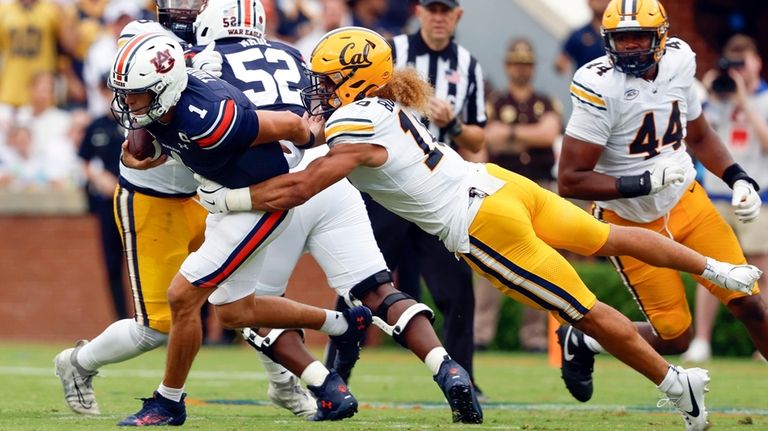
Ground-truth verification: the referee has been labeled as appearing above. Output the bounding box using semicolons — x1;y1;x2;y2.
327;0;487;390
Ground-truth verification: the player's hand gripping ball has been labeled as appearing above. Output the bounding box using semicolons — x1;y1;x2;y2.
127;128;162;161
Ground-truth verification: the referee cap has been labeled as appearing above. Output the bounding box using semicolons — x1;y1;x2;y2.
420;0;459;8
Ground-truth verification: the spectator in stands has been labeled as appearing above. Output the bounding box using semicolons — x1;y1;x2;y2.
295;0;352;59
83;0;141;118
554;0;609;76
16;72;81;187
682;34;768;363
475;39;562;352
349;0;390;37
0;0;80;108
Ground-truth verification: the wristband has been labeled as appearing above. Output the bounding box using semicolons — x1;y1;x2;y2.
295;131;315;150
224;187;252;211
721;163;760;191
616;171;652;198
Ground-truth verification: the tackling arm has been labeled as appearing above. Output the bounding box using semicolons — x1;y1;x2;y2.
248;143;383;211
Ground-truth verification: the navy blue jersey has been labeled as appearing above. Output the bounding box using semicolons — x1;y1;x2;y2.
147;70;287;188
192;38;309;116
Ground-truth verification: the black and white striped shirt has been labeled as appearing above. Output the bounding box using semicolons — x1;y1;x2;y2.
390;32;486;145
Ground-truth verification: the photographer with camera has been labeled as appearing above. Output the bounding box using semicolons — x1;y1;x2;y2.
682;33;768;363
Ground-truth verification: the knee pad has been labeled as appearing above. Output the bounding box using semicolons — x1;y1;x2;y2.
375;291;435;347
240;327;305;361
347;270;394;306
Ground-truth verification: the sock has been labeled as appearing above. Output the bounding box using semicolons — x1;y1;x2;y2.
582;333;605;354
657;365;683;397
257;351;293;385
157;383;185;402
319;310;348;336
425;347;449;375
76;319;167;372
300;360;330;387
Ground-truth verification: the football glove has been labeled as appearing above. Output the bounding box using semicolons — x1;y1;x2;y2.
701;257;762;295
649;159;685;195
731;179;761;223
195;174;230;213
191;42;223;78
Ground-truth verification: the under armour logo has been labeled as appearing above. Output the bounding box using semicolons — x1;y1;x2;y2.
321;400;333;409
356;316;366;330
338;384;348;393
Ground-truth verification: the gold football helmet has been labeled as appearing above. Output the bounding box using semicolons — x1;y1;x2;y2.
303;27;393;115
601;0;669;76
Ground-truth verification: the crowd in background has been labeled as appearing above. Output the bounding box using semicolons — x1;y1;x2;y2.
0;0;764;358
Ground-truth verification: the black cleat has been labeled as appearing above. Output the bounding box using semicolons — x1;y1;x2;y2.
433;357;483;424
557;325;596;402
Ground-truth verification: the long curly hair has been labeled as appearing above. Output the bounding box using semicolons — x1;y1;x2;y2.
372;67;433;116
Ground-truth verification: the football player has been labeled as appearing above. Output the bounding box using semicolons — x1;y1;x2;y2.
192;0;482;424
557;0;768;412
203;26;764;431
56;2;369;425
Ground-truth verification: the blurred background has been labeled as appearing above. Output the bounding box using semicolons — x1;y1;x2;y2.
0;0;765;358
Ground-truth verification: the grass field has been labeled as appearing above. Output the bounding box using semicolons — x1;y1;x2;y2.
1;342;765;430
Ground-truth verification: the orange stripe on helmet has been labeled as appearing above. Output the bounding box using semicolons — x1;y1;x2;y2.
243;0;252;27
114;33;156;81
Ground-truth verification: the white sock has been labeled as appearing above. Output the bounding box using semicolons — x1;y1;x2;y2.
257;351;293;385
300;360;330;387
582;333;605;354
657;365;683;397
76;319;167;372
157;383;185;402
319;310;348;336
425;347;449;375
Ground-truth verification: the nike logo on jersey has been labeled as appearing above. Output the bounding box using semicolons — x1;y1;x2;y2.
563;327;576;361
684;375;700;417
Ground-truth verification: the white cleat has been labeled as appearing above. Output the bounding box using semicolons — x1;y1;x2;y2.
267;375;317;418
702;258;761;294
53;340;100;415
658;366;710;431
680;338;712;363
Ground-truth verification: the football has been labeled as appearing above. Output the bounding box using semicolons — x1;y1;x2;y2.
127;128;162;161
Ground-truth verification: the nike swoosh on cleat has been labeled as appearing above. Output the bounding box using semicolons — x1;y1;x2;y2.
563;327;575;361
684;376;700;417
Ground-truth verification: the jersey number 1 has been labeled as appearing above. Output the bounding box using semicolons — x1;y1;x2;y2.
398;110;443;170
629;101;684;159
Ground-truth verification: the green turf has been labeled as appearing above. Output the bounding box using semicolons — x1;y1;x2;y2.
0;342;765;430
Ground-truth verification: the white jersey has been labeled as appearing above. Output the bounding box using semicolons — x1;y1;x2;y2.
565;37;701;222
117;20;199;196
325;97;500;253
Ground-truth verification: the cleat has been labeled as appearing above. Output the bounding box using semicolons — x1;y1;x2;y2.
433;356;483;424
557;325;596;402
657;366;710;431
268;375;317;418
329;306;372;382
117;392;186;426
306;371;358;421
54;340;100;415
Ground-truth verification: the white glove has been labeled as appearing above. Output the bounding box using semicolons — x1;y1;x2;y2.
701;257;762;295
731;179;761;223
280;140;305;169
191;42;223;78
649;159;685;195
195;174;230;213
